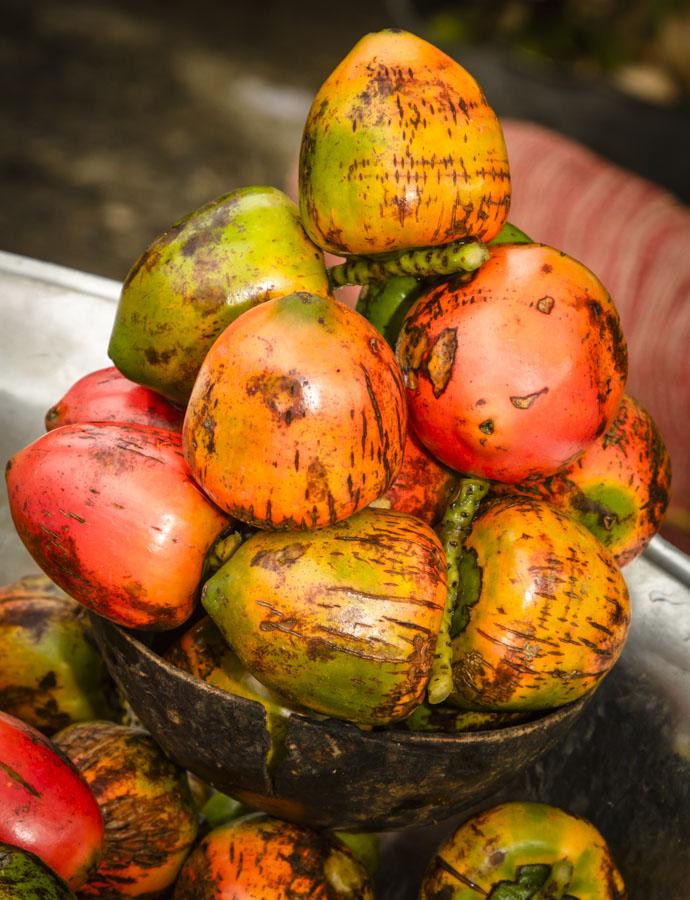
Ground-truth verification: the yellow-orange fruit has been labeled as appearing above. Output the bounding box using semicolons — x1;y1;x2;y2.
299;29;510;256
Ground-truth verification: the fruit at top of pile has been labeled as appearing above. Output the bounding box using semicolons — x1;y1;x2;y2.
183;292;407;530
108;186;331;405
449;496;630;711
299;29;510;255
5;423;231;630
202;507;447;725
0;711;104;890
397;243;628;483
54;721;198;898
492;392;671;566
0;574;121;734
421;801;625;899
174;814;374;899
0;843;77;899
45;367;184;432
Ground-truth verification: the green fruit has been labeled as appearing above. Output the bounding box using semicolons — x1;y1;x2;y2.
0;575;121;734
108;186;331;404
0;843;76;899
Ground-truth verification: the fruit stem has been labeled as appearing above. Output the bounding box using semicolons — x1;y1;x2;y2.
329;239;489;287
355;276;421;346
427;476;489;705
531;859;574;899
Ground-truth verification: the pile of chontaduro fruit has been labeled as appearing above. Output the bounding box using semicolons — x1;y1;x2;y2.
6;29;671;738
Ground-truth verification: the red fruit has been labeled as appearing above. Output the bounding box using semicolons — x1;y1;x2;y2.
396;244;628;483
45;366;184;432
0;710;103;889
5;423;231;630
382;429;458;524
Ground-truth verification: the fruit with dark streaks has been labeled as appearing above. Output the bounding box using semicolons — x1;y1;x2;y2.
299;29;510;256
5;423;231;630
174;813;374;899
421;801;626;899
396;243;628;483
54;721;198;898
202;507;447;725
491;393;671;566
449;496;630;710
0;574;121;734
381;428;459;524
183;292;407;530
0;843;77;899
45;367;184;432
0;711;104;890
108;187;331;405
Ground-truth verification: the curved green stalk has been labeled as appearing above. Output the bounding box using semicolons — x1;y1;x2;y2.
355;276;422;346
428;477;489;704
329;239;489;288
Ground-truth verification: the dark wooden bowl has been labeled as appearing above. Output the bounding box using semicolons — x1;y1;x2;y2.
91;614;590;832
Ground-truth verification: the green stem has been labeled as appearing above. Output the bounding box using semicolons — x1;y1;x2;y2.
329;239;489;288
355;276;422;346
427;477;489;704
531;859;574;899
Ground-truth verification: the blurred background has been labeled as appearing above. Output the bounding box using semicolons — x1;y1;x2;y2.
2;0;689;548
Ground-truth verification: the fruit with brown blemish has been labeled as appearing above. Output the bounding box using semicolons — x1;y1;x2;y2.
108;186;331;405
45;366;184;432
299;29;510;256
174;813;374;899
0;574;121;734
492;393;671;566
54;721;198;898
202;507;447;725
0;711;104;890
183;292;407;530
396;243;628;483
381;428;459;524
420;801;626;899
448;496;630;710
5;423;231;630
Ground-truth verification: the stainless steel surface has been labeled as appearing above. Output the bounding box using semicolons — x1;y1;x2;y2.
1;252;689;898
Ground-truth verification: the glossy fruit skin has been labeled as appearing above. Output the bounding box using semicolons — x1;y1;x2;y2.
0;711;104;890
108;186;331;405
0;574;121;734
492;393;671;566
382;428;458;524
174;814;374;899
396;243;628;483
0;843;77;899
54;721;198;898
183;292;407;530
5;423;231;630
45;367;184;432
449;496;630;710
421;801;626;899
299;29;510;255
202;507;447;725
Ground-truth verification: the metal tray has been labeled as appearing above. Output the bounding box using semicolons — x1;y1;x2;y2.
1;250;688;899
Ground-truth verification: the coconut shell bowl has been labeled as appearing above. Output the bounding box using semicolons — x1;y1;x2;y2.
90;615;589;833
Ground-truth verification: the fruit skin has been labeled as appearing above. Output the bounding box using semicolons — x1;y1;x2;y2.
202;507;447;725
183;292;407;530
0;574;121;734
0;711;104;890
108;186;331;405
491;393;671;566
174;814;374;899
420;801;625;899
382;428;458;524
45;366;184;432
0;842;77;899
5;423;231;630
54;721;198;898
449;496;630;710
396;243;628;483
299;29;510;255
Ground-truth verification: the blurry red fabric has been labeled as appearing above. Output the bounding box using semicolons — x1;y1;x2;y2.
503;120;690;547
